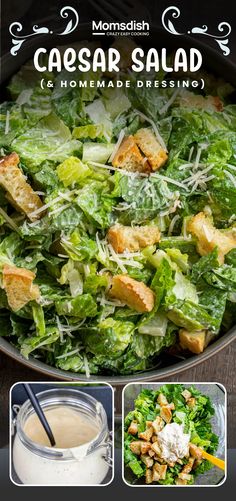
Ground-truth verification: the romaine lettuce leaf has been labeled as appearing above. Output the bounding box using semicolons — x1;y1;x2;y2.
12;113;81;169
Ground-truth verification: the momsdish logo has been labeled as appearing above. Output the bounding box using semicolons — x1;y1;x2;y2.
91;20;150;37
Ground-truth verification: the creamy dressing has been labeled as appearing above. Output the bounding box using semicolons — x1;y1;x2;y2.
13;403;110;485
157;422;190;463
24;406;99;448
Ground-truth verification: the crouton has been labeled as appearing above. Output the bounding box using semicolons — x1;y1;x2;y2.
152;416;165;434
160;405;172;424
187;212;236;264
129;441;142;455
182;389;192;401
112;135;150;173
0;152;43;221
151;441;162;455
139;426;154;442
2;264;40;311
109;275;155;313
148;449;155;457
187;397;196;408
141;454;154;468
177;91;223;112
178;473;193;482
181;457;195;475
141;442;152;454
179;329;206;354
146;420;153;428
189;443;203;460
107;224;160;253
157;393;168;406
128;420;138;435
134;128;168;170
153;462;167;480
145;468;153;484
151;435;158;443
152;467;161;482
175;478;187;485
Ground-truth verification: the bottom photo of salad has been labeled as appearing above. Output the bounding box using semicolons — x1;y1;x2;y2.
123;383;226;486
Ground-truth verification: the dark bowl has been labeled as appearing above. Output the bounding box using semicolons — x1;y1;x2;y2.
1;24;236;383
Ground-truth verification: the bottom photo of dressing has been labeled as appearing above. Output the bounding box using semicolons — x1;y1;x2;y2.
10;382;113;486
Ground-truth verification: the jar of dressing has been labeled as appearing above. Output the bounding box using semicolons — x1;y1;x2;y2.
12;388;112;486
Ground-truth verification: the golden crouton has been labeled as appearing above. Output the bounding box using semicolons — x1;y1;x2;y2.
175;478;187;485
181;457;195;475
112;135;151;173
148;449;155;457
134;128;168;170
152;467;161;482
152;417;165;434
189;443;203;460
157;393;168;406
177;91;223;112
187;212;236;264
151;441;161;456
129;441;142;455
141;454;154;468
187;398;196;408
2;264;40;311
146;420;153;428
145;468;153;484
141;442;152;454
139;426;154;442
109;275;155;313
128;420;138;435
0;152;43;222
179;329;206;354
182;389;192;401
151;435;158;443
178;472;193;482
160;405;172;423
153;462;167;480
107;224;160;253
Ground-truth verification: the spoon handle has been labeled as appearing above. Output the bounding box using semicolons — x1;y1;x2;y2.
201;450;225;471
23;384;56;447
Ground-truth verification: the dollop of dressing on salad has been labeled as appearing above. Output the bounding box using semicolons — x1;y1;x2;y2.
157;422;190;463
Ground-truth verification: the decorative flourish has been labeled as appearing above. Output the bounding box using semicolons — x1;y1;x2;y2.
161;6;231;56
9;5;79;56
9;23;50;56
57;6;79;35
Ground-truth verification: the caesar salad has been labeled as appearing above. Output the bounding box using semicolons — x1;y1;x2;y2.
0;40;236;375
124;384;222;485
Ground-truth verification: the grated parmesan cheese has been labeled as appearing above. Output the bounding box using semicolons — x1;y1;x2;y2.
108;129;126;162
4;110;10;135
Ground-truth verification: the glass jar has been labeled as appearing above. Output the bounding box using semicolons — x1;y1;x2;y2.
12;388;112;486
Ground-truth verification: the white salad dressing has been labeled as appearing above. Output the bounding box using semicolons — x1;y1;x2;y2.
157;422;190;463
24;406;100;449
12;391;111;486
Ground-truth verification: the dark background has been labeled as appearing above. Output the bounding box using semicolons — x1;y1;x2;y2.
1;0;236;63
